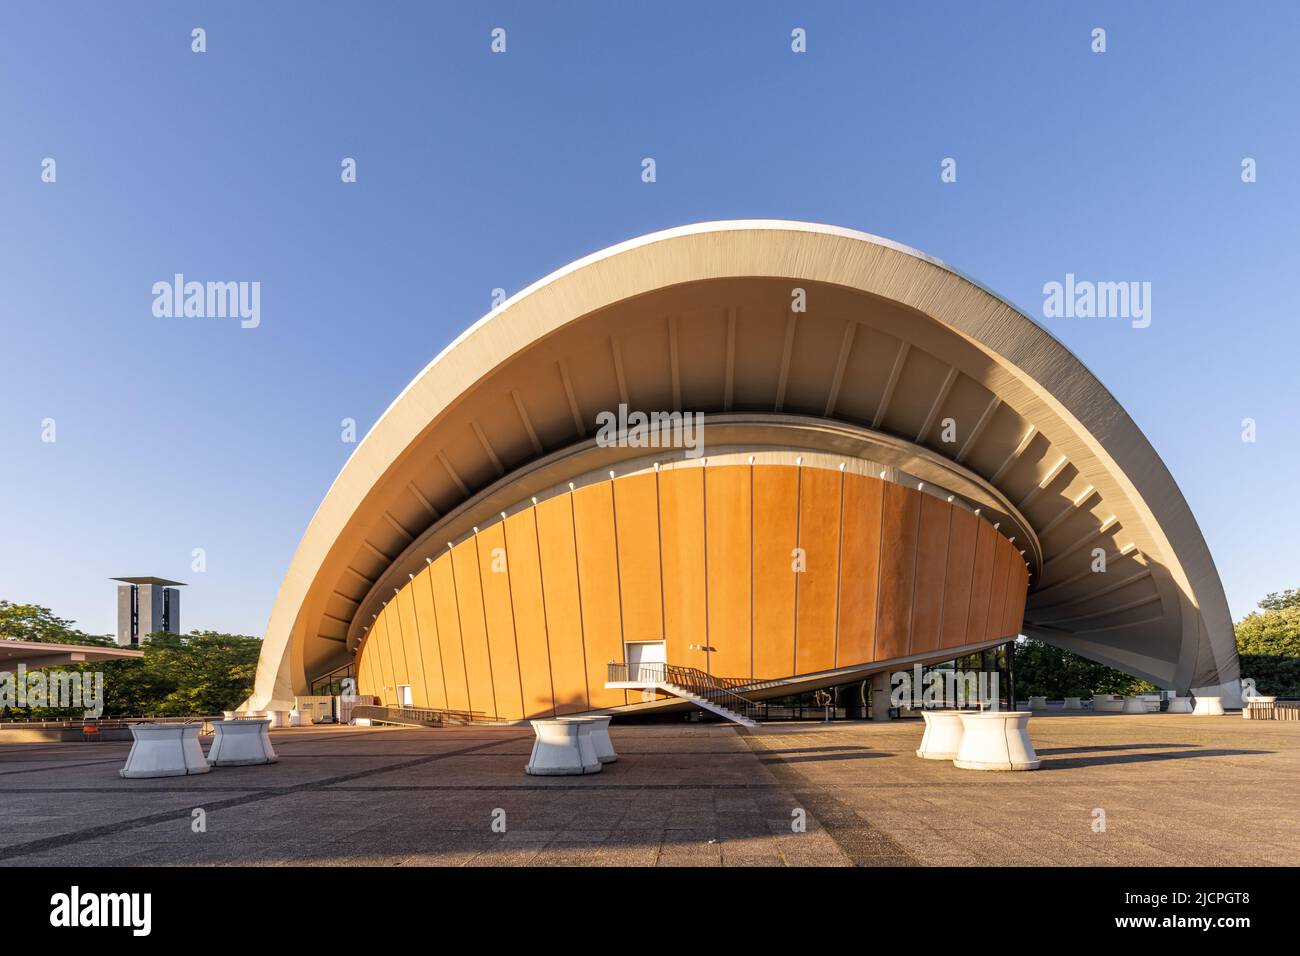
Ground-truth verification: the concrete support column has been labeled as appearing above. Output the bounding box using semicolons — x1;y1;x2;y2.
871;672;892;722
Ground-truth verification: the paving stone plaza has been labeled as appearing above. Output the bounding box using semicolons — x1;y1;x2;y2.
2;714;1295;867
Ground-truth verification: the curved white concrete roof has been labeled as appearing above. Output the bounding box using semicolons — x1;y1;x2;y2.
246;220;1239;708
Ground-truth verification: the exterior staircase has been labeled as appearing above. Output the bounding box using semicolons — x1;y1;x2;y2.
606;662;761;728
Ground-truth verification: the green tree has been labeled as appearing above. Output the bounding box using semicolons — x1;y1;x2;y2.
0;601;109;645
1257;589;1300;612
1012;639;1154;699
1235;592;1300;696
1;601;262;718
120;631;262;716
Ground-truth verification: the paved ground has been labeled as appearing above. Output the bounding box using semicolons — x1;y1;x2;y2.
0;714;1295;866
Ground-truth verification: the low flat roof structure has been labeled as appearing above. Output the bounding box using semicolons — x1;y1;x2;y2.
0;639;144;669
245;221;1241;715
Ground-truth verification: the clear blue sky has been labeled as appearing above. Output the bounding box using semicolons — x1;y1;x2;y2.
2;2;1296;638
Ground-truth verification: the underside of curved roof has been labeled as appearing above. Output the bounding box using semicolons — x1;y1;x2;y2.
246;220;1239;709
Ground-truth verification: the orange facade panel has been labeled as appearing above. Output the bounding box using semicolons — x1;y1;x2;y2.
373;606;396;704
475;525;525;721
965;520;999;644
910;494;951;656
837;474;883;668
451;540;498;720
612;472;664;646
355;463;1031;717
411;564;448;710
1004;559;1028;637
503;509;556;719
356;633;377;700
875;483;920;662
939;508;979;650
705;466;752;680
394;584;430;708
430;554;471;713
382;604;411;700
659;468;709;672
534;494;590;715
795;467;841;675
752;466;798;679
571;483;627;710
982;538;1013;642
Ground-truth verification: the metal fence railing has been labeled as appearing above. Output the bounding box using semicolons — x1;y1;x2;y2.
1246;699;1300;721
607;661;764;721
348;704;484;727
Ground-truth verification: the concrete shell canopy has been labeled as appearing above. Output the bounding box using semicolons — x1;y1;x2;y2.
245;221;1240;712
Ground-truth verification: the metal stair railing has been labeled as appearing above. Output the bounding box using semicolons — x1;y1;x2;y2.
608;662;764;722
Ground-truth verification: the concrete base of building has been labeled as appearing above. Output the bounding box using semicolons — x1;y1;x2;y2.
915;710;964;760
953;712;1041;771
526;719;601;775
207;719;278;766
120;724;211;778
1193;696;1225;716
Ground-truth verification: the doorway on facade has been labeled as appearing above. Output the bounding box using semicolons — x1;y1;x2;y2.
625;640;666;684
397;684;413;707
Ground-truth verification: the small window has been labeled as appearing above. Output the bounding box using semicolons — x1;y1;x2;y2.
397;684;413;707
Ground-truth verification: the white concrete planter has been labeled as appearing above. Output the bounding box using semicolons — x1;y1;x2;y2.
558;715;617;763
526;719;601;775
953;712;1041;771
1063;697;1082;710
266;710;289;729
1166;696;1193;713
120;724;211;778
289;709;308;727
1122;696;1147;714
561;718;604;773
1091;695;1123;712
207;719;278;766
1192;696;1224;716
915;710;965;760
1028;695;1047;710
222;710;238;720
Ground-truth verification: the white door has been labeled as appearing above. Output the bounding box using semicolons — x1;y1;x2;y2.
397;684;413;707
626;641;666;683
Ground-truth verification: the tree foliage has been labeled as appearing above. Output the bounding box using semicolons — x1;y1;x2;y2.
0;600;109;645
1256;589;1300;612
1235;594;1300;696
0;601;261;719
1011;639;1155;698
